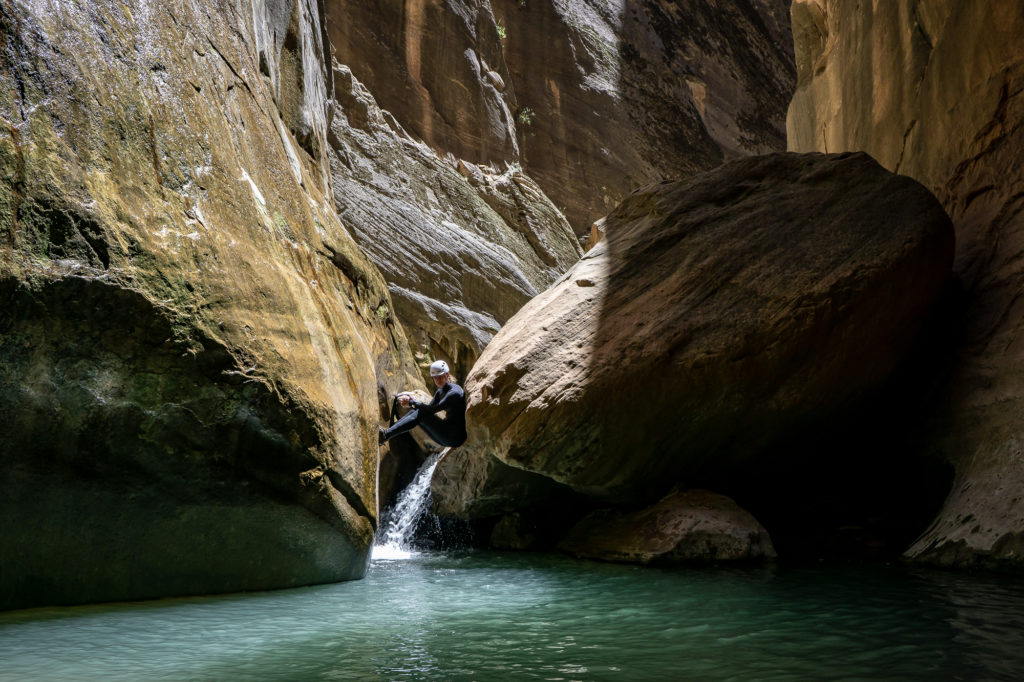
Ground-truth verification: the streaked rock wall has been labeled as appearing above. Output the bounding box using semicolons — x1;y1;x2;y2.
0;0;420;609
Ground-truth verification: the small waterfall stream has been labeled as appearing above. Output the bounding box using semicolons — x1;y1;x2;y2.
372;450;446;560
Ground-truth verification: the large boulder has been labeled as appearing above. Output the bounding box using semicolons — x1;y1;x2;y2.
327;63;582;382
430;445;573;519
0;0;420;609
559;489;777;564
433;152;954;513
786;0;1024;568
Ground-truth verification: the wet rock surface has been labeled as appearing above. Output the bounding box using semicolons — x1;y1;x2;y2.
786;0;1024;569
559;489;777;564
378;388;442;510
0;0;420;608
431;444;575;520
435;153;953;516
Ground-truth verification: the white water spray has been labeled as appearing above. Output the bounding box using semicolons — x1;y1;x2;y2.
372;450;446;561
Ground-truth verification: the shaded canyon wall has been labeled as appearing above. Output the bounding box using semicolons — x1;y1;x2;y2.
787;0;1024;568
494;0;796;235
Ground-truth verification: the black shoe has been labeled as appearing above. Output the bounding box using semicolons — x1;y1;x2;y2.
378;426;387;446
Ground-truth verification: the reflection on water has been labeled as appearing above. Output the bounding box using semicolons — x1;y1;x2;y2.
2;553;1024;681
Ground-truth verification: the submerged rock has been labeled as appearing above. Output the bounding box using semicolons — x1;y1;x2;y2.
0;0;420;609
436;152;953;514
786;0;1024;569
559;489;776;564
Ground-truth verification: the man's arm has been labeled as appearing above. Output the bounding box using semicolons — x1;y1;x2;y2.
407;391;440;411
412;388;448;415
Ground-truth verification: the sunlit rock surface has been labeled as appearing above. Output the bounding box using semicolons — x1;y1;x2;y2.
325;0;518;165
433;153;953;514
0;0;420;609
786;0;1024;569
559;489;776;564
326;0;796;237
327;63;582;381
493;0;797;235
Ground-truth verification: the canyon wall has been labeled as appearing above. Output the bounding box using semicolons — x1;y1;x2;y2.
321;0;797;382
326;0;796;236
787;0;1024;568
327;63;581;382
325;0;518;166
0;0;421;609
494;0;796;234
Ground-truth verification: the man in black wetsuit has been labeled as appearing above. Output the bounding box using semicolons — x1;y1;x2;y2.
378;360;467;448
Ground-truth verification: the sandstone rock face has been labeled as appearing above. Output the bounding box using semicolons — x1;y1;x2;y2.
0;0;420;609
559;489;776;564
325;0;518;165
326;0;796;236
493;0;797;234
786;1;1024;568
431;444;573;519
328;64;582;382
436;153;953;511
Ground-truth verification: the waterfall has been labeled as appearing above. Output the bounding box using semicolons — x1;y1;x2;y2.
372;450;446;560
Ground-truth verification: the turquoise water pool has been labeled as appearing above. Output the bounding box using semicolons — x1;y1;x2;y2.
2;552;1023;681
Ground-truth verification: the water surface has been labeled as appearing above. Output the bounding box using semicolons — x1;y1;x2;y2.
2;552;1024;681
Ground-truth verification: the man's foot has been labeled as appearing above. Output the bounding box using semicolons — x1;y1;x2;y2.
378;426;387;446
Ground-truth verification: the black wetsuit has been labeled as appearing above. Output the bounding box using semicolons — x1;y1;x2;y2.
384;382;467;447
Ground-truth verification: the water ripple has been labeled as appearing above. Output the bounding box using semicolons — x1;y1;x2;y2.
2;554;1024;681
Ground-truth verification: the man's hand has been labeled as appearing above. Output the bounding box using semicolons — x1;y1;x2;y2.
396;392;413;407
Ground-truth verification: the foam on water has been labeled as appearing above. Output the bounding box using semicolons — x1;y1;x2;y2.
371;450;445;561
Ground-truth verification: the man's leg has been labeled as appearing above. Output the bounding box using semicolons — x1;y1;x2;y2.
413;412;460;447
380;409;459;447
382;408;422;442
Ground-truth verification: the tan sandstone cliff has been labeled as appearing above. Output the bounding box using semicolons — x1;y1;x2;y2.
0;0;420;609
319;0;799;400
327;62;582;383
787;0;1024;568
495;0;797;235
324;0;796;238
326;0;519;166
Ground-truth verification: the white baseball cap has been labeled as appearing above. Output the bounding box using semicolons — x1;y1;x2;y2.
429;360;450;376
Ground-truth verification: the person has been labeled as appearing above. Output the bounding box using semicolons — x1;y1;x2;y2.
379;360;467;448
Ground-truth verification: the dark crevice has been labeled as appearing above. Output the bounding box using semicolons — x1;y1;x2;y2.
321;241;367;298
39;201;111;269
326;468;374;522
206;37;266;116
